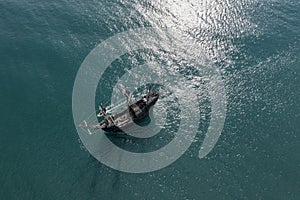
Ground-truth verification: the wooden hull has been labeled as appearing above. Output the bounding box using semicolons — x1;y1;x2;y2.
100;93;159;132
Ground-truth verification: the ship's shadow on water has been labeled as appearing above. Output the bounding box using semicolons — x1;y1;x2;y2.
104;106;180;154
72;154;122;200
135;114;151;126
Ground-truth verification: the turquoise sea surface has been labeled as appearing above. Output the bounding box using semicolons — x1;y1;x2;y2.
0;0;299;199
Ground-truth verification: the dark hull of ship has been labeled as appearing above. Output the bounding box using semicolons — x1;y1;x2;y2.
100;93;159;132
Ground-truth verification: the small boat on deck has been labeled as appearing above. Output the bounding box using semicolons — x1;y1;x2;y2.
83;86;159;133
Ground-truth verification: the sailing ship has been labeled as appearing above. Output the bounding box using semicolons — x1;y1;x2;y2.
81;85;159;133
